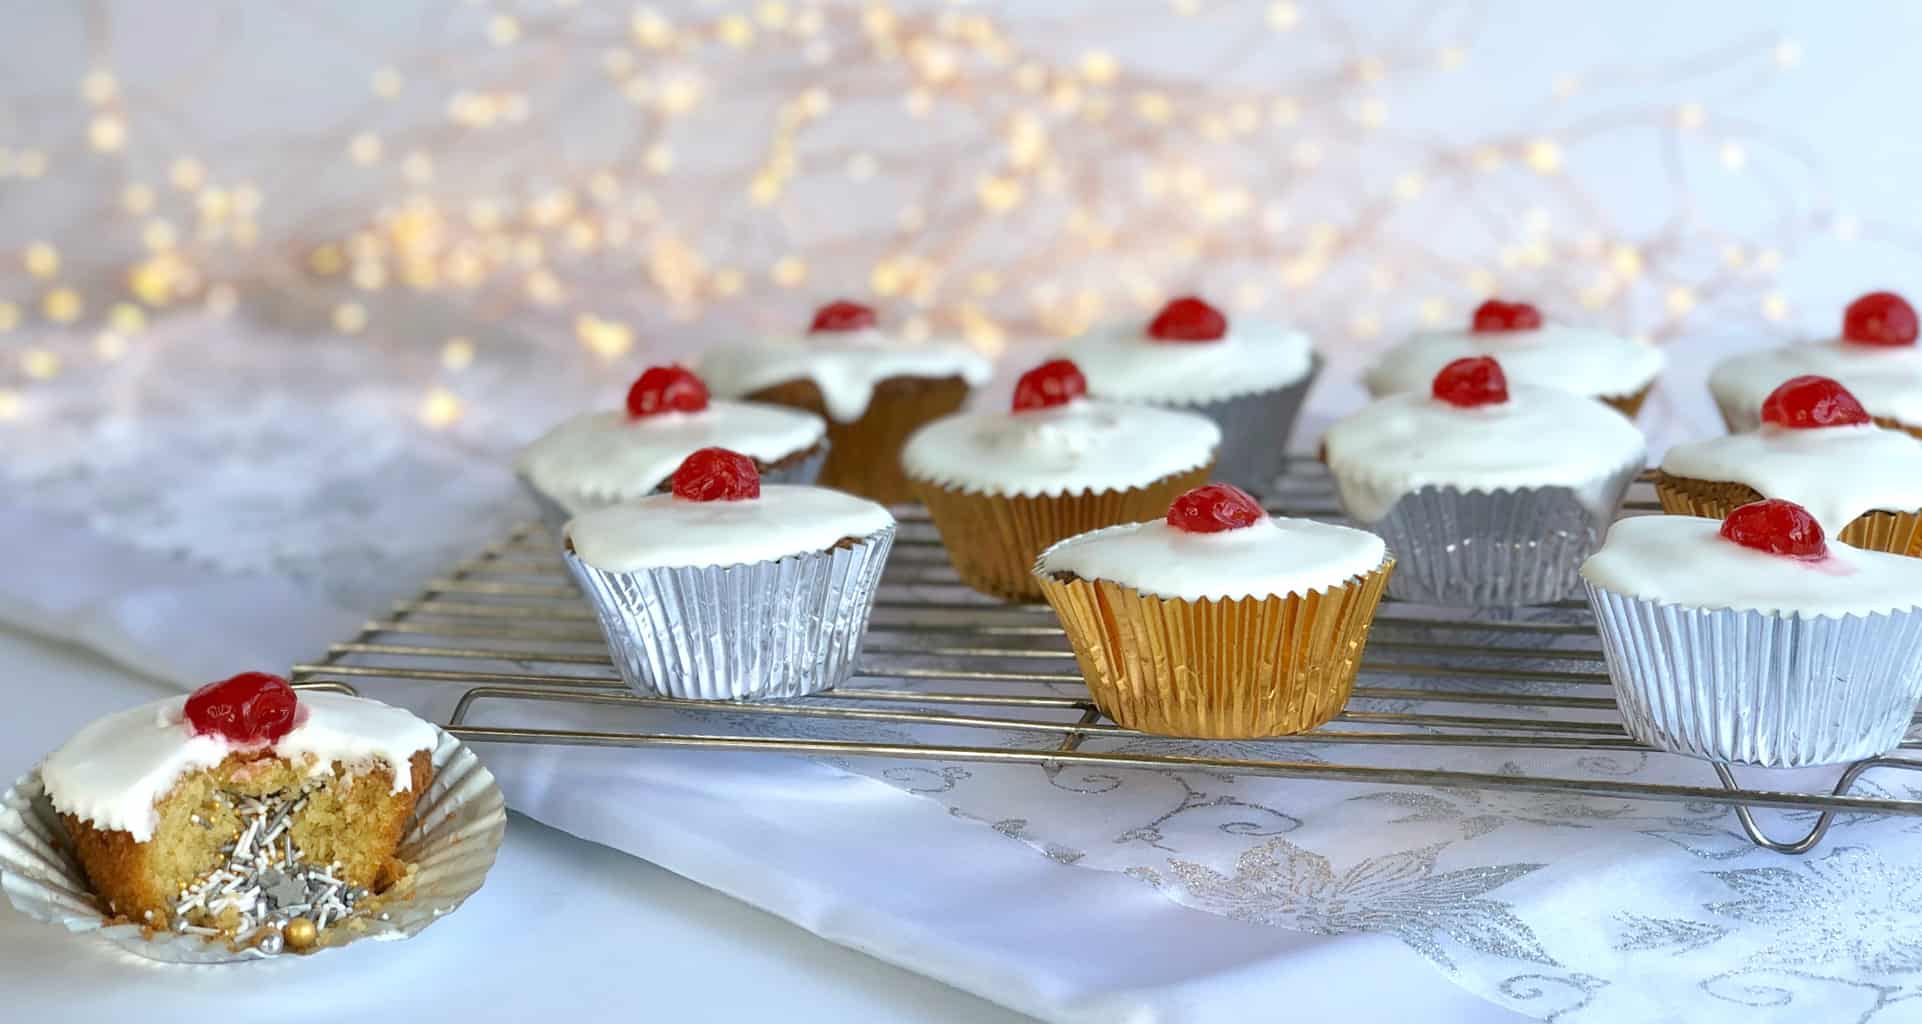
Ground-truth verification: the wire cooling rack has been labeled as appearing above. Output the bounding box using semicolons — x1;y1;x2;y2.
291;458;1922;855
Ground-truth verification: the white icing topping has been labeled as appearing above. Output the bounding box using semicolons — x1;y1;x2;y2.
516;400;825;506
41;692;438;843
1036;516;1387;602
1709;339;1922;430
1661;424;1922;534
1063;317;1314;403
1363;324;1665;401
1323;386;1648;522
1581;515;1922;618
900;397;1221;498
566;484;894;571
698;330;992;422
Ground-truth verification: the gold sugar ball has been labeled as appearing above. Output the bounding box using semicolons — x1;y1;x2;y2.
283;917;319;951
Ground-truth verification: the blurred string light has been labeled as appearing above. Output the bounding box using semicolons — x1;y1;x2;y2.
0;3;1848;417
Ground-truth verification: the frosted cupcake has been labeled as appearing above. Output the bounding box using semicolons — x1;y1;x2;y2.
517;365;827;532
1583;499;1922;766
902;358;1220;601
1708;291;1922;437
1324;356;1646;606
699;301;992;503
1657;375;1922;555
1364;299;1664;416
1062;295;1317;494
564;448;895;700
1035;483;1392;738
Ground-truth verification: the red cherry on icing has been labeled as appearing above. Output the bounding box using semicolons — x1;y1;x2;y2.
1146;296;1228;342
1760;375;1871;430
185;672;300;745
1431;356;1509;408
626;365;709;418
1011;358;1087;412
1470;299;1543;333
1842;291;1917;346
1167;483;1264;533
1720;498;1827;559
809;300;878;334
671;447;761;501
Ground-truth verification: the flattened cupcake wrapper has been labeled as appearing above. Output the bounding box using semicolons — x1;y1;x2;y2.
519;444;830;537
0;728;505;964
1653;474;1922;557
1584;582;1922;767
1036;559;1394;738
564;525;895;701
1163;357;1321;496
911;463;1215;602
1337;459;1642;608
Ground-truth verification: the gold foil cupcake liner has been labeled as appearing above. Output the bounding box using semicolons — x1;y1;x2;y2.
1036;559;1394;738
0;727;506;964
747;375;972;504
1652;472;1922;557
1599;382;1652;419
911;462;1214;602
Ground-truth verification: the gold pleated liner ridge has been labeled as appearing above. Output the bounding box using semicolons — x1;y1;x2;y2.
1653;471;1922;557
745;375;973;504
911;462;1214;602
1037;559;1394;739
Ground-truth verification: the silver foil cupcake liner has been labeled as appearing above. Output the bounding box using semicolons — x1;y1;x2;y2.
1163;357;1322;496
564;524;896;701
1585;582;1922;767
1348;461;1642;608
0;726;506;964
520;443;830;536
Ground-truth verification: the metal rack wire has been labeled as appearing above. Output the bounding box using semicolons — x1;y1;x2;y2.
290;459;1922;855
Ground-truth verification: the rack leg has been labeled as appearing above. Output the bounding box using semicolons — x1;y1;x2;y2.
1717;757;1922;854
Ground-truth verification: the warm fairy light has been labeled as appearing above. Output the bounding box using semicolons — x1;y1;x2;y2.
1719;141;1747;170
121;183;154;214
1437;45;1466;70
371;68;403;97
0;391;19;420
1267;2;1300;30
1392;172;1423;201
0;302;17;331
81;70;117;104
88;115;127;152
24;243;59;279
1609;244;1643;279
575;313;633;359
1355;96;1387;127
22;349;62;379
108;302;146;333
1676;103;1706;130
43;288;82;323
1419;297;1448;325
771;257;807;287
169;158;205;190
1524;140;1563;174
1665;286;1696;316
1761;292;1789;321
332;301;368;333
418;387;464;428
94;331;127;361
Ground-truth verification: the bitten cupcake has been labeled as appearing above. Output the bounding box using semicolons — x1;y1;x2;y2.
1657;375;1922;555
1324;356;1646;606
1583;500;1922;767
1708;291;1922;437
699;300;992;503
1363;299;1664;416
564;447;895;701
1035;483;1392;738
1062;295;1317;494
901;358;1220;601
516;365;827;532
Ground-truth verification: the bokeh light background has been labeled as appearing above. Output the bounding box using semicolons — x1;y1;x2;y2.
4;1;1921;594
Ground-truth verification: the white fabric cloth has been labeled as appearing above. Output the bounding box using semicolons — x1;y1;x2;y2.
6;314;1922;1023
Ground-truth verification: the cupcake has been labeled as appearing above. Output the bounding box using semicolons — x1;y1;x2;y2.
39;673;438;949
1708;291;1922;437
516;365;827;533
1363;299;1664;417
1657;375;1922;555
699;300;992;503
1324;356;1646;606
1035;483;1392;738
901;358;1220;601
1583;500;1922;766
564;447;895;700
1062;295;1318;494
